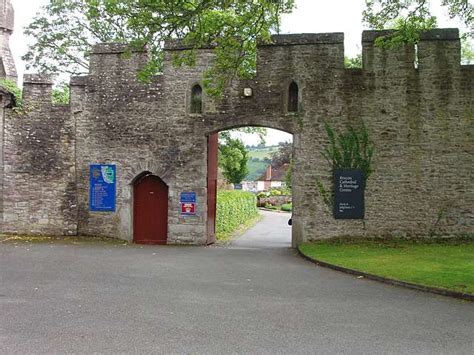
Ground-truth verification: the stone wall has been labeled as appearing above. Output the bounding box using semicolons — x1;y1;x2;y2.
1;75;77;235
0;29;472;245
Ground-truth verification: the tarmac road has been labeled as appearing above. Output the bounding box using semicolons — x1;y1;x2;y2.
1;210;473;354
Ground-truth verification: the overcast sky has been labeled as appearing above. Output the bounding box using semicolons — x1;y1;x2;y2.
8;0;468;145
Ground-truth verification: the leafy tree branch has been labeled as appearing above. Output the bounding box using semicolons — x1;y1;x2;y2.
23;0;295;96
363;0;473;47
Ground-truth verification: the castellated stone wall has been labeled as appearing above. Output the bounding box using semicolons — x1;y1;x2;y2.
1;75;77;235
0;29;472;244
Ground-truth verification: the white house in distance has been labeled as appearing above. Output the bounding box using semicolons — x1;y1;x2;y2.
255;164;289;191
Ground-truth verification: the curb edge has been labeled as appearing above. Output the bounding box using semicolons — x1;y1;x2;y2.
297;249;474;302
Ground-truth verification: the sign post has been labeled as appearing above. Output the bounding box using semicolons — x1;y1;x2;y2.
89;164;116;212
333;169;364;219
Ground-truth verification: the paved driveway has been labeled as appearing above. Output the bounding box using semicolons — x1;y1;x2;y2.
1;211;473;354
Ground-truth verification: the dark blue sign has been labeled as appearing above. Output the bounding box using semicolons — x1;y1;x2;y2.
234;184;243;190
89;164;116;212
180;192;197;203
334;169;364;219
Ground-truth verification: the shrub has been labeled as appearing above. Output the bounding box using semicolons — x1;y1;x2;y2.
216;190;258;238
270;188;282;196
281;203;292;212
0;79;23;109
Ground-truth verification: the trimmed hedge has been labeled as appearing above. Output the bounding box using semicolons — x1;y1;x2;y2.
216;190;259;238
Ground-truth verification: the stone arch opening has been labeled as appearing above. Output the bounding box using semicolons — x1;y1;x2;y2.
133;173;169;244
206;126;295;247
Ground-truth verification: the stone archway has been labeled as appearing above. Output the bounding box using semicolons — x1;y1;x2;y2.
206;125;300;247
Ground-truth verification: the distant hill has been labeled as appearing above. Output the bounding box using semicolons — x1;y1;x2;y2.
247;145;278;159
245;146;278;181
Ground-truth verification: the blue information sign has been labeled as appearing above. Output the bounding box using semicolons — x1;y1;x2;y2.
180;192;197;203
180;192;197;215
89;164;116;212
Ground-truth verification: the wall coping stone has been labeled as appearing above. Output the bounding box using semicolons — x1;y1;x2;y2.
164;39;214;50
23;74;53;85
70;76;89;86
420;28;459;40
91;43;146;54
262;33;344;46
363;28;459;42
165;33;344;50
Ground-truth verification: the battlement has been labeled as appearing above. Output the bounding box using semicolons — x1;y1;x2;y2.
22;74;54;105
70;75;88;87
17;28;470;110
89;42;150;80
23;74;54;85
81;29;466;79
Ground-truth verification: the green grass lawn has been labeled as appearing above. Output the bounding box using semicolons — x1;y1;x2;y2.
299;238;474;294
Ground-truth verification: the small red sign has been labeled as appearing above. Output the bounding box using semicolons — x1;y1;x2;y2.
181;202;196;215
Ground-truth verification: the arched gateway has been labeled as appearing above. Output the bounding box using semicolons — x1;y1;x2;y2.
0;30;472;245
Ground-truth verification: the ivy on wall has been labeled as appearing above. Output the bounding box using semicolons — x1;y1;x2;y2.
316;122;375;210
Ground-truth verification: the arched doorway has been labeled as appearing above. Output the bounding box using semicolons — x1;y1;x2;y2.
133;174;168;244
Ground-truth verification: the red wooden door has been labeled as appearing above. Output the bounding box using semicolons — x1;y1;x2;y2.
207;133;219;245
134;175;168;244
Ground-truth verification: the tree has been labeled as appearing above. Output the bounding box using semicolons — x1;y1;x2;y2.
24;1;471;93
344;54;362;68
23;0;295;95
219;127;267;146
0;79;22;108
271;141;292;168
461;36;474;64
23;0;135;75
52;83;70;104
363;0;473;47
218;136;249;185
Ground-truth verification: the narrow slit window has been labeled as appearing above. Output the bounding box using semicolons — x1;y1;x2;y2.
191;84;203;114
288;81;299;112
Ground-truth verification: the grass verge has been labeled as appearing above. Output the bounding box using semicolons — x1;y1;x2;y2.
216;213;262;243
299;238;474;294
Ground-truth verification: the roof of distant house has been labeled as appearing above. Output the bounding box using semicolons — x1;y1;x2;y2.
256;163;289;182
